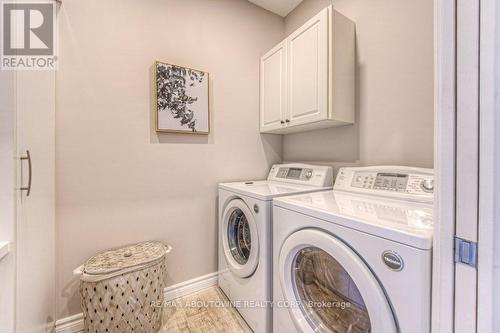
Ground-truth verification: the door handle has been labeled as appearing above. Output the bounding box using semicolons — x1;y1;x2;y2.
20;150;32;197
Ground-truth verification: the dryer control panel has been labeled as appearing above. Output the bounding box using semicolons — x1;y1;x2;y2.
334;166;434;202
268;164;333;187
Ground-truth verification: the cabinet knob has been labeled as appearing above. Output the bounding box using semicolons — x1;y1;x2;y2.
285;119;290;123
280;120;285;124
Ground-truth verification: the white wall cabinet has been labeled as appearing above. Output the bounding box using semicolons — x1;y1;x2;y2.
260;40;287;132
260;6;355;134
287;7;328;127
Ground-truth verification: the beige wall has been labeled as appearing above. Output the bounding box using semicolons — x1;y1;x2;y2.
56;0;434;320
283;0;434;168
56;0;283;318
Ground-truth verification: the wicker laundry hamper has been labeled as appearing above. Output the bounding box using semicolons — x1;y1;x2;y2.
79;241;172;333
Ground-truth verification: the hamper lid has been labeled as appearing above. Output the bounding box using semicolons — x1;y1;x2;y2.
83;241;168;276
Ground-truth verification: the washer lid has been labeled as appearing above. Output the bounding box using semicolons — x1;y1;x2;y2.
274;190;434;250
219;180;332;201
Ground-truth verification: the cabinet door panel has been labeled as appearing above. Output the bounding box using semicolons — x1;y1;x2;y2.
260;41;287;132
287;8;328;126
16;70;56;333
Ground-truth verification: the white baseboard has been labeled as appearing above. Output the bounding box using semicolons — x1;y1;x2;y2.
54;313;84;333
163;271;218;301
55;272;218;333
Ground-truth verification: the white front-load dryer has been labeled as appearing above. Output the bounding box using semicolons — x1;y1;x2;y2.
218;164;333;333
272;166;434;333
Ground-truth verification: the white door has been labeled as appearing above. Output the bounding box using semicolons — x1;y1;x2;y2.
477;0;500;332
15;69;56;332
221;199;259;278
434;1;498;331
278;229;396;333
454;0;480;331
260;41;287;132
287;7;328;127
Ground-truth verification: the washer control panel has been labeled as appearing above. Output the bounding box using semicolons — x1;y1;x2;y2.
276;167;313;180
268;164;333;187
334;166;434;202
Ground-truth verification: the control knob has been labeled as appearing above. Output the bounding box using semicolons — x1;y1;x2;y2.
305;170;313;179
421;179;434;192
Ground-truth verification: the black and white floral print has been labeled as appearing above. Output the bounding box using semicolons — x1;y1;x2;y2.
156;62;208;132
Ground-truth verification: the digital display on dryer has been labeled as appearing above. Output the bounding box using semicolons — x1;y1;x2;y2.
374;173;408;191
287;168;302;179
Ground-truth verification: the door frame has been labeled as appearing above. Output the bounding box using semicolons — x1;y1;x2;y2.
0;58;17;333
434;0;498;332
477;0;498;331
432;0;456;332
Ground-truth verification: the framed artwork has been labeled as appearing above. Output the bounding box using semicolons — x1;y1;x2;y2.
154;61;210;134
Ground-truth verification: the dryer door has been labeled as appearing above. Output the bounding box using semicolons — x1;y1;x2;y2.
221;199;259;278
279;229;397;333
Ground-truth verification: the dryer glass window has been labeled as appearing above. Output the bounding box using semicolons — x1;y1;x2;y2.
227;208;251;265
292;247;371;333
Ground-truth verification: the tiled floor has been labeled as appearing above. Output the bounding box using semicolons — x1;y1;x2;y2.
161;287;253;332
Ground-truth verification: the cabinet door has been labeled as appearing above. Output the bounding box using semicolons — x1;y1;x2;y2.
16;70;56;332
287;7;328;126
260;41;287;133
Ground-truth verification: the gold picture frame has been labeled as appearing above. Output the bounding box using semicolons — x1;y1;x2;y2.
154;60;210;134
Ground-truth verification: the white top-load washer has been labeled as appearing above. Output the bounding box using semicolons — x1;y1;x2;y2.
218;164;333;333
272;166;434;333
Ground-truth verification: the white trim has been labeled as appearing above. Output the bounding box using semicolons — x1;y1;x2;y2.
55;272;218;333
477;0;498;331
163;271;218;301
432;0;456;332
454;0;480;331
54;313;84;333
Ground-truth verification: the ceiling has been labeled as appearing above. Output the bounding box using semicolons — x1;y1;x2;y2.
247;0;303;17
